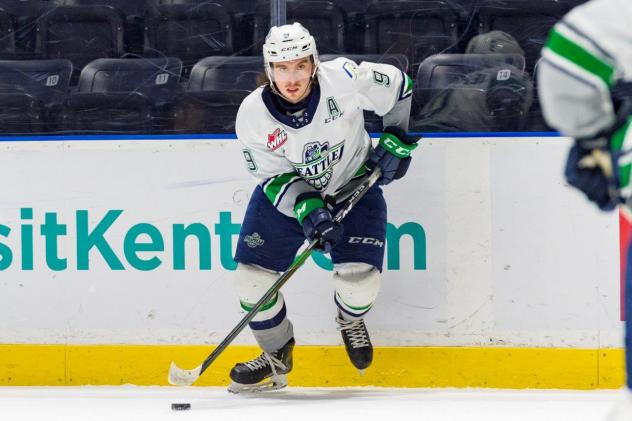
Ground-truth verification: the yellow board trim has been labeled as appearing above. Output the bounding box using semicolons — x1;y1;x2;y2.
0;344;625;389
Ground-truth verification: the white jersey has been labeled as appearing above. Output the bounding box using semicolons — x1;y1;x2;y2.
235;57;413;218
538;0;632;138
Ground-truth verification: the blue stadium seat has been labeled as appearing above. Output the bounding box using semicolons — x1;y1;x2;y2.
64;57;183;133
35;5;125;71
414;53;524;104
0;7;15;57
150;0;254;53
0;59;72;134
174;56;262;133
412;53;532;131
363;1;460;69
0;1;48;58
54;0;147;54
476;0;571;72
144;2;234;73
253;0;345;54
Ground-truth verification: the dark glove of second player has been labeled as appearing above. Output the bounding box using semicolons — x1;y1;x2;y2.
367;126;420;185
295;192;343;253
565;142;623;211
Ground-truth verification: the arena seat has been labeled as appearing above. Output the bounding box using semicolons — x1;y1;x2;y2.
476;0;571;72
363;1;460;69
35;5;125;71
253;0;345;54
144;2;233;73
412;53;532;132
0;59;72;134
64;57;182;133
0;7;15;57
173;56;262;133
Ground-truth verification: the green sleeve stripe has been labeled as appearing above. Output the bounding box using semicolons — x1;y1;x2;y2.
240;293;278;312
294;197;325;224
546;28;615;87
620;163;632;190
263;172;299;205
404;74;413;94
379;132;418;159
353;163;368;178
610;119;632;152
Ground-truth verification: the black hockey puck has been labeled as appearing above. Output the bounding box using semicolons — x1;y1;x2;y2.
171;403;191;411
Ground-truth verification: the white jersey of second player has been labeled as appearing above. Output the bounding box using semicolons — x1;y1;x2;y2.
236;57;412;218
538;0;632;139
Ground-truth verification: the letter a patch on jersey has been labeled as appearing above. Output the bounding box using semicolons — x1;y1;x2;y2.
267;128;288;151
325;96;344;123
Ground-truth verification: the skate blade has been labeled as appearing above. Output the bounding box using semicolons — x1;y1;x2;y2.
227;374;288;394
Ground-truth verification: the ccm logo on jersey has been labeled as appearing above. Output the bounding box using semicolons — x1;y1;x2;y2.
267;128;288;151
348;237;384;247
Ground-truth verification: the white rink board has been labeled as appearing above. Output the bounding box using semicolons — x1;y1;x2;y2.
0;137;622;347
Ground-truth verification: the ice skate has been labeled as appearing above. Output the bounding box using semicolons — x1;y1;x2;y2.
228;338;294;393
336;310;373;371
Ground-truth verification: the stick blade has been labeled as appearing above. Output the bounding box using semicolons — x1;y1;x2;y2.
168;361;202;386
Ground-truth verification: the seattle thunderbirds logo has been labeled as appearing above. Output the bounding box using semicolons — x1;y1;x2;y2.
244;232;265;248
293;141;345;190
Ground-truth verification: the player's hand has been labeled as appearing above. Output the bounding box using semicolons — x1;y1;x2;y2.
367;126;420;185
565;99;632;211
295;193;343;253
565;142;623;211
295;193;343;252
301;207;343;253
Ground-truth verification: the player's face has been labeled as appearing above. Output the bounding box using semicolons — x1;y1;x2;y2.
272;58;314;103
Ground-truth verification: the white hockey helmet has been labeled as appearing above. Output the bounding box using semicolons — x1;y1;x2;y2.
263;22;319;83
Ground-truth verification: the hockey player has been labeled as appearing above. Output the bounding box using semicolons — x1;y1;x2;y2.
229;22;417;392
537;0;632;418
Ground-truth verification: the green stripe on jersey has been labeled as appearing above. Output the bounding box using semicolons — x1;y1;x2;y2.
240;293;279;312
294;197;325;224
404;74;413;95
546;28;615;87
264;172;298;205
611;119;632;152
353;162;368;178
620;163;632;190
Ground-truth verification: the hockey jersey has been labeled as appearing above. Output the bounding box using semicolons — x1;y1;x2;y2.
538;0;632;137
235;57;413;218
538;0;632;196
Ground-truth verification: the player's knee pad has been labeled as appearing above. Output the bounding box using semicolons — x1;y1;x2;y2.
234;263;286;323
333;262;381;318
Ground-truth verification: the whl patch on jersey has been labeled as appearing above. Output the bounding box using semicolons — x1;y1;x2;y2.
267;128;288;151
293;141;345;190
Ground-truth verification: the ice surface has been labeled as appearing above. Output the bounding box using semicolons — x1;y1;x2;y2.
0;386;624;421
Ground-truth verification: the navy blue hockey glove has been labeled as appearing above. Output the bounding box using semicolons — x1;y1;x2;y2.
367;126;420;185
565;99;632;211
564;143;622;211
295;193;343;253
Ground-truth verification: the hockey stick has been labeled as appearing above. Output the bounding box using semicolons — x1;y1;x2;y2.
168;168;382;386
